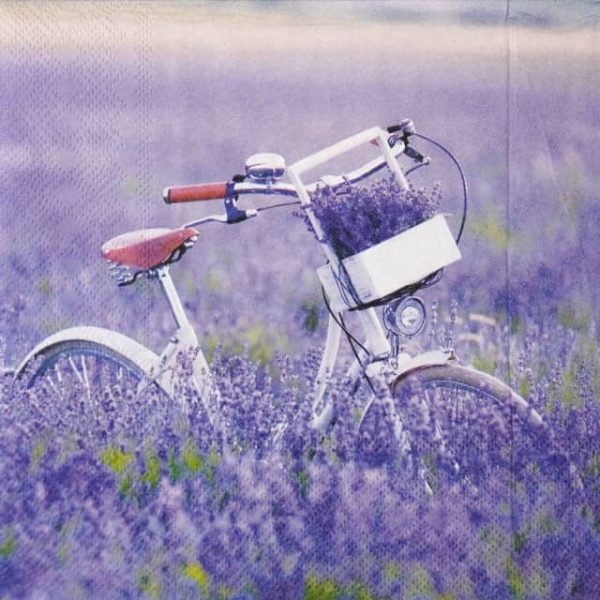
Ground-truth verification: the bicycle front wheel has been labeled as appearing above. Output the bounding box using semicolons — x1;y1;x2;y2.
15;339;165;444
357;364;573;492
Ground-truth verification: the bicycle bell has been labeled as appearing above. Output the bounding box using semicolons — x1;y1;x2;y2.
244;153;286;183
383;296;426;337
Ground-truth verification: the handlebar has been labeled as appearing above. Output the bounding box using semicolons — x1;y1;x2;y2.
163;121;467;245
164;181;229;204
163;125;414;206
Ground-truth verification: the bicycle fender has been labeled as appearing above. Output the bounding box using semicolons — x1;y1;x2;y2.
392;349;457;380
15;326;159;379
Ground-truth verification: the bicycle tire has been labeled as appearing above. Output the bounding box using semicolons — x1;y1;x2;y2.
357;363;576;493
15;339;165;444
25;339;146;383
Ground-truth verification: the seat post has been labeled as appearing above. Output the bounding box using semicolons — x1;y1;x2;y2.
156;266;190;330
154;265;215;411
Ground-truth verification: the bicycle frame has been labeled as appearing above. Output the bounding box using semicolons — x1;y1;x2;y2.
16;124;458;437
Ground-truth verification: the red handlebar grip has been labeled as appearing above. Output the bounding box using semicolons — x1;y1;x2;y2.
164;182;229;204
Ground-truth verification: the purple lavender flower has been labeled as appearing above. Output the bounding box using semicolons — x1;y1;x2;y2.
299;176;441;259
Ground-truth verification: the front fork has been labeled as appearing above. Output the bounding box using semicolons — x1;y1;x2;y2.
310;311;455;435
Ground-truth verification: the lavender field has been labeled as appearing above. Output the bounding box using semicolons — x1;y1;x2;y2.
1;2;600;598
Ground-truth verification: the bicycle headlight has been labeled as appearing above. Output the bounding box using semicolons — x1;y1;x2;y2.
383;296;426;337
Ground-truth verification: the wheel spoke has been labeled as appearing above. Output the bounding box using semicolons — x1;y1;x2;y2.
20;341;158;444
46;373;60;396
54;363;63;383
355;364;572;494
80;355;90;390
68;356;84;385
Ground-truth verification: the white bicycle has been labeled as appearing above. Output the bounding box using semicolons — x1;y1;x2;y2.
14;122;563;488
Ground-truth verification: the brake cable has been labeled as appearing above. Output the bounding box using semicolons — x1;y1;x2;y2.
411;132;469;244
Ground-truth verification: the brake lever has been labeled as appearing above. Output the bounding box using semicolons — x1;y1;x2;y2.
386;119;416;136
183;214;228;228
404;144;431;165
385;134;430;165
386;120;430;164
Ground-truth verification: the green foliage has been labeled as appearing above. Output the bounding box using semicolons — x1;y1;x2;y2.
513;531;527;553
204;271;226;294
300;299;320;333
584;452;600;480
303;573;380;600
202;449;221;485
472;353;497;375
0;532;15;559
304;574;338;600
140;453;161;488
480;526;548;600
138;570;161;599
30;438;46;472
345;581;375;600
295;469;309;500
469;207;510;251
205;324;288;367
119;474;134;498
560;367;580;407
506;558;524;599
217;585;232;600
182;445;202;473
243;325;276;365
557;302;592;333
405;565;436;599
518;379;530;399
37;276;52;297
383;561;400;582
101;446;134;474
167;446;220;485
560;334;600;406
181;562;210;596
168;452;185;482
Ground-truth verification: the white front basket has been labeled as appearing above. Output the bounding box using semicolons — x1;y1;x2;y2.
318;214;461;312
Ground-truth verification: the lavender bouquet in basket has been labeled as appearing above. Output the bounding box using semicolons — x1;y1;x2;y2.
300;175;442;259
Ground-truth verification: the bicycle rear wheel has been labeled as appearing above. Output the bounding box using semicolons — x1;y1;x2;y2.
357;364;577;493
15;340;165;445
